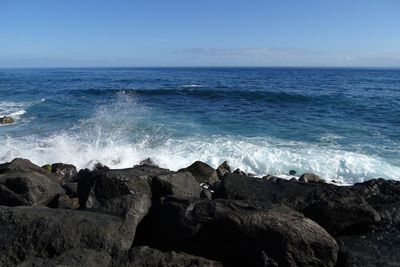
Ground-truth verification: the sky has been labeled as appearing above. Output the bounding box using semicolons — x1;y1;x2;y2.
0;0;399;67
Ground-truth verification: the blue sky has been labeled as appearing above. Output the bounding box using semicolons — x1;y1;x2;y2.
0;0;399;67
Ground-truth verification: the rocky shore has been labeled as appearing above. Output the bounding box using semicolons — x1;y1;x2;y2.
0;158;399;266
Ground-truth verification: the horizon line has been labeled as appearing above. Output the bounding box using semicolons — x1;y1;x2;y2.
1;65;400;70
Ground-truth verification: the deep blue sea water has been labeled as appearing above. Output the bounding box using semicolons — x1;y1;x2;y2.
0;67;399;183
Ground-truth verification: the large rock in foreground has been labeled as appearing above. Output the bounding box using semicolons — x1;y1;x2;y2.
77;165;201;208
217;173;381;235
114;246;222;267
0;194;150;266
76;165;172;208
0;158;65;206
140;197;338;267
20;246;222;267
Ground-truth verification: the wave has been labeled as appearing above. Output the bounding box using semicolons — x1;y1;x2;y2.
1;93;397;184
66;87;349;105
1;133;399;184
0;99;45;120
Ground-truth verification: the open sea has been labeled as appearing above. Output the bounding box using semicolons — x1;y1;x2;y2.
0;67;399;183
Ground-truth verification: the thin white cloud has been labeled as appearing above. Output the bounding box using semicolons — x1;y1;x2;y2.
169;48;400;67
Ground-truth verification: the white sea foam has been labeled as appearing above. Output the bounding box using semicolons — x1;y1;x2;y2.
0;99;45;120
181;84;205;89
1;132;399;184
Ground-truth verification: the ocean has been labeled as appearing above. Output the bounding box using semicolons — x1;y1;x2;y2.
0;67;399;183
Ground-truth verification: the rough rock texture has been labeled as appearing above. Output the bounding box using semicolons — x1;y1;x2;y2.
299;173;325;183
18;249;112;267
179;161;219;184
0;116;14;124
152;171;202;199
216;161;231;179
352;178;400;226
114;246;222;267
137;158;158;167
139;197;338;267
2;157;399;267
50;163;77;182
62;182;78;197
76;165;172;208
217;173;380;235
0;191;152;265
55;194;79;209
0;158;65;206
0;205;145;266
94;193;152;222
336;224;400;267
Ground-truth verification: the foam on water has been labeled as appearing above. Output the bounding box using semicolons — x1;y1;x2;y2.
1;128;399;184
0;99;45;120
0;90;398;184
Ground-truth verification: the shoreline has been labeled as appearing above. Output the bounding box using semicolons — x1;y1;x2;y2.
0;157;399;266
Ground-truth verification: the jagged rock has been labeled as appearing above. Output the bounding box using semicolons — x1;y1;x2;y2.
352;178;400;226
114;246;222;267
289;170;297;175
141;197;338;267
336;224;400;267
0;158;65;207
76;165;172;208
0;116;14;124
216;161;231;179
232;168;248;176
299;173;325;183
178;161;218;184
218;173;380;235
152;171;202;199
137;158;158;167
261;174;282;181
50;163;77;182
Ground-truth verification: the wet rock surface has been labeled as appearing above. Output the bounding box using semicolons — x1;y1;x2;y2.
0;158;399;266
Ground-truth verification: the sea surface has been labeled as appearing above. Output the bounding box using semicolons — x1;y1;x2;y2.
0;67;399;183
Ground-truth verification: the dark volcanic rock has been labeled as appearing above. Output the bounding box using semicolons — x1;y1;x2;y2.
50;163;77;182
179;161;218;184
141;197;338;267
114;246;222;267
55;194;79;209
152;171;202;199
232;168;251;176
0;205;143;266
0;116;14;124
216;161;231;179
218;173;380;235
94;193;152;222
299;173;325;183
62;181;78;197
21;248;112;267
352;178;400;226
137;158;158;167
76;165;172;208
336;224;400;267
0;158;65;207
